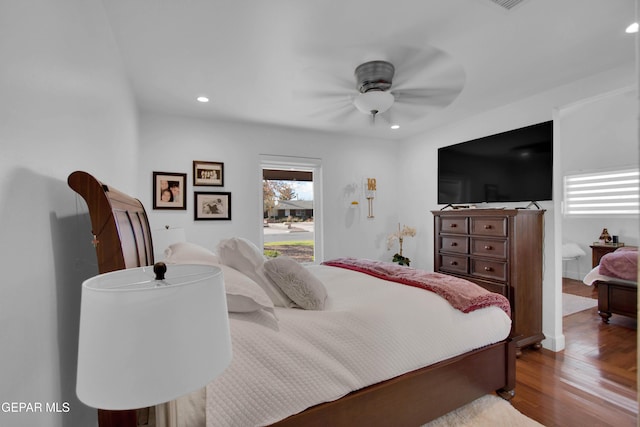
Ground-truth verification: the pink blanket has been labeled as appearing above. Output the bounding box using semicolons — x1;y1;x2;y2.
599;248;638;281
322;257;511;316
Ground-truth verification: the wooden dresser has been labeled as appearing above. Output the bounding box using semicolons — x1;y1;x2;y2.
432;209;545;355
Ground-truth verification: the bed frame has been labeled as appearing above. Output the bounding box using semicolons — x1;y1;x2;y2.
594;279;638;323
69;170;515;427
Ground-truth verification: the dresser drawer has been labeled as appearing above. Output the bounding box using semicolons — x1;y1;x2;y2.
471;217;507;237
440;236;469;254
438;254;468;275
471;259;507;282
440;217;468;234
471;238;507;259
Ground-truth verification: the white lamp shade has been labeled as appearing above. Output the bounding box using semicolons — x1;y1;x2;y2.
76;264;232;410
353;91;394;115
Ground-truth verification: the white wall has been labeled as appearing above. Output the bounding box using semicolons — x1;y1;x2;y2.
397;64;636;352
0;3;636;426
0;1;138;426
558;87;639;279
138;113;402;262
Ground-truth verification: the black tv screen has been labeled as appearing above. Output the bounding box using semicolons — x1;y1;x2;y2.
438;121;553;205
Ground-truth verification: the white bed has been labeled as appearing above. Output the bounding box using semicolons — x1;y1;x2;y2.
582;248;637;323
583;266;637;287
68;170;516;427
168;261;511;427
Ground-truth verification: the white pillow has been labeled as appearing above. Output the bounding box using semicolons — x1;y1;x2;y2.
217;237;294;308
216;237;265;269
562;242;586;259
164;242;220;265
263;257;327;310
220;265;276;317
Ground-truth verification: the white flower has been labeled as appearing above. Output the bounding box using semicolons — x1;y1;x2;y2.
387;223;416;254
400;225;416;237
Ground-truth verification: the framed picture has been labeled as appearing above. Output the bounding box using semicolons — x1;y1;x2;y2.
193;161;224;186
153;172;187;210
194;192;231;221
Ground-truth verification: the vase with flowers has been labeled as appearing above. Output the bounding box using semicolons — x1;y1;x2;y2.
387;223;417;266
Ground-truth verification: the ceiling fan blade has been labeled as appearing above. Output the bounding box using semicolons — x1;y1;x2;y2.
293;88;351;102
392;86;463;107
374;110;396;127
292;64;357;119
392;46;465;93
295;65;354;91
304;97;360;124
388;102;430;123
331;106;372;127
385;45;431;79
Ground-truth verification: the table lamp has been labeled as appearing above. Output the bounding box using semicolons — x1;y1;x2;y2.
76;263;232;410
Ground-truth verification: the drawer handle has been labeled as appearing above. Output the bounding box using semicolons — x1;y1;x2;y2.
484;266;493;272
484;245;493;250
450;224;457;228
451;242;458;247
484;225;492;229
450;261;458;266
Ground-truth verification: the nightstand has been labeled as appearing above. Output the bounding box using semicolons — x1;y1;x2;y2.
590;243;627;267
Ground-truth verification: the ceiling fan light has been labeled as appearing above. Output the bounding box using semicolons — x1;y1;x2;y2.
353;91;394;115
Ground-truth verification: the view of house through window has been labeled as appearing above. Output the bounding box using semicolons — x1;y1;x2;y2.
262;168;315;263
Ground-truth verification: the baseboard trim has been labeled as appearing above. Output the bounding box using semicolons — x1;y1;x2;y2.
542;333;565;352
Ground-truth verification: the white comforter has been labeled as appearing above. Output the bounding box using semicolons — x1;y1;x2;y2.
197;265;511;427
583;265;637;286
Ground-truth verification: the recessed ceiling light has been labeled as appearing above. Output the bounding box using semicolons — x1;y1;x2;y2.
196;96;210;103
390;124;400;130
626;22;638;33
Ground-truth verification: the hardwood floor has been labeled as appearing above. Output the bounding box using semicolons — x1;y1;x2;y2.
510;278;637;426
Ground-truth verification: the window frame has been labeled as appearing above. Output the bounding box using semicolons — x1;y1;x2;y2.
259;154;323;263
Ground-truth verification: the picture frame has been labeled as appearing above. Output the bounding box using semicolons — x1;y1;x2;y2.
194;192;231;221
193;161;224;187
153;172;187;210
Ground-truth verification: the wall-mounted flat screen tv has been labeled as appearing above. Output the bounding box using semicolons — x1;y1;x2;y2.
438;121;553;205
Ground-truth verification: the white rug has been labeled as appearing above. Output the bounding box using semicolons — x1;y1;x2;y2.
423;395;543;427
563;293;597;316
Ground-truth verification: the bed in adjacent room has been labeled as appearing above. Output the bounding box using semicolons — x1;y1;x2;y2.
583;247;638;323
68;170;515;427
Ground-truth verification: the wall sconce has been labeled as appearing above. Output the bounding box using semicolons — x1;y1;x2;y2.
76;263;232;411
365;178;376;218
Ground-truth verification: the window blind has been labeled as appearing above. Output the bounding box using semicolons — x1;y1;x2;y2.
564;169;639;216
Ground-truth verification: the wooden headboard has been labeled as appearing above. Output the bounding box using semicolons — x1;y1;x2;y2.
68;170;154;274
68;170;153;427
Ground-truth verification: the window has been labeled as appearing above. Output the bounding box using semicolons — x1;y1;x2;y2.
563;168;639;216
260;155;323;264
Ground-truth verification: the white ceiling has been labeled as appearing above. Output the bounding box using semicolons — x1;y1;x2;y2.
102;0;637;140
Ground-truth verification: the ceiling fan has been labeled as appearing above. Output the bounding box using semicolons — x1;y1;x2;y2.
299;45;466;126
